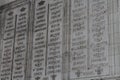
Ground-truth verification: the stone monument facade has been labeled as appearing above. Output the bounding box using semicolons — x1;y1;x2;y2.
0;0;120;80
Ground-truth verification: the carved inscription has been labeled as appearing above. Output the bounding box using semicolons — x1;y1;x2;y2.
0;3;29;80
12;4;29;80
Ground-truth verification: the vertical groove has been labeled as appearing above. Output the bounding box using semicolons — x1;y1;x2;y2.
45;3;49;76
87;0;90;70
11;14;17;80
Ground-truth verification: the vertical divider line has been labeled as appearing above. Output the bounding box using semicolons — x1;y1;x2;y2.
31;0;36;78
11;14;17;80
87;0;90;70
107;0;111;75
25;2;30;80
45;3;49;76
68;0;71;79
112;0;116;75
111;0;116;75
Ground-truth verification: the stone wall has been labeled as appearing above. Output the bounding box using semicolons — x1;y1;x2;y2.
0;0;120;80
